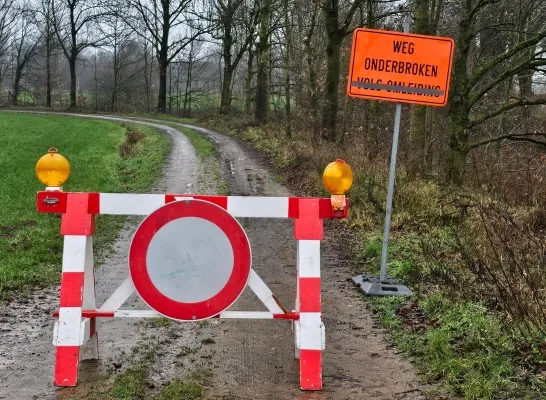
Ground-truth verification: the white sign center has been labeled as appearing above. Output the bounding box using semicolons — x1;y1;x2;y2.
146;217;234;303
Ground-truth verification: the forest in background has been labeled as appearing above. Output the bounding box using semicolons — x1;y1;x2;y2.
1;0;546;397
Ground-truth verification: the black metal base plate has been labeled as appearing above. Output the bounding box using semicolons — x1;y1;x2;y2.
352;273;412;296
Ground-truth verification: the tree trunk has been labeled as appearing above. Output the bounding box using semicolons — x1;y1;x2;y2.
220;15;234;115
12;66;22;106
255;0;270;124
445;9;472;184
111;45;118;112
158;58;168;113
46;37;52;108
46;47;51;108
220;64;234;114
143;40;151;112
283;0;291;137
245;48;254;115
408;0;431;176
183;52;192;117
69;52;77;109
518;68;533;119
321;34;342;141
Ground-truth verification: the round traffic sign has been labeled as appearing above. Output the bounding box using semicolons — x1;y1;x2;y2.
129;199;251;321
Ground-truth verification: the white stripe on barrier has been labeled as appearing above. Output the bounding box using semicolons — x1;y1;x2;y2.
297;240;321;278
247;269;285;314
61;236;87;272
114;310;162;318
298;312;324;350
112;310;276;319
100;193;164;215
227;196;288;218
217;311;274;319
99;277;135;312
53;307;82;346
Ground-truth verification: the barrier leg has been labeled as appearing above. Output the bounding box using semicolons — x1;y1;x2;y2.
54;194;95;386
294;199;324;391
80;236;99;360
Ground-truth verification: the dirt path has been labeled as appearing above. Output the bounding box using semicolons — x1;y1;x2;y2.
0;113;428;400
0;115;206;399
170;123;428;400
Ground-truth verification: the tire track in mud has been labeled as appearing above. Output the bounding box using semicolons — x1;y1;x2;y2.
1;112;429;400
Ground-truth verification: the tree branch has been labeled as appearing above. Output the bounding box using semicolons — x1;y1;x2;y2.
341;0;363;34
469;55;546;108
468;128;546;149
469;98;546;128
468;32;546;89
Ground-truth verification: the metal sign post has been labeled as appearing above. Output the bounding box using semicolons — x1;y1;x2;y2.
348;20;455;296
353;92;412;295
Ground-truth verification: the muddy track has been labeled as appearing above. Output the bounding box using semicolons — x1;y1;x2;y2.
0;112;428;400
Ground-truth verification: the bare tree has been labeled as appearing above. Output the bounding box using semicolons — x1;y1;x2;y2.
99;5;134;112
12;6;39;105
445;0;546;184
126;0;208;113
212;0;258;114
0;0;17;102
35;0;58;107
282;0;292;136
255;0;271;123
320;0;363;141
408;0;444;176
51;0;106;109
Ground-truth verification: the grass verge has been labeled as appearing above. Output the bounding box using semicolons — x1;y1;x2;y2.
157;112;546;399
0;113;170;299
111;345;158;400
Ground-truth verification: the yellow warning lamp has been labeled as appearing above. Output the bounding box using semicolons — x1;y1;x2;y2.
323;159;353;195
35;147;71;188
323;159;353;211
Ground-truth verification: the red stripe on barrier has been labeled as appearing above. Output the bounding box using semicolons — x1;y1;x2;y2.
273;312;300;320
288;197;299;218
298;278;321;312
59;273;84;307
299;349;322;390
61;193;95;235
54;346;80;387
88;193;100;214
294;199;323;240
53;310;115;318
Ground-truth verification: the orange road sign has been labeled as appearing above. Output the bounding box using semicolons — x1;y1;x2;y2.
347;28;454;106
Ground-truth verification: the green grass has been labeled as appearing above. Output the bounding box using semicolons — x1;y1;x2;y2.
111;345;157;400
0;113;170;299
120;116;216;160
156;380;202;400
360;229;546;399
367;293;518;399
177;127;216;159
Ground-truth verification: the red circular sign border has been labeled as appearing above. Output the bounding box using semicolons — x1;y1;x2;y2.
129;199;251;321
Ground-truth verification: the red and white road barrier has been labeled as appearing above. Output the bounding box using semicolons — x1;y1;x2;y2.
37;191;349;390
